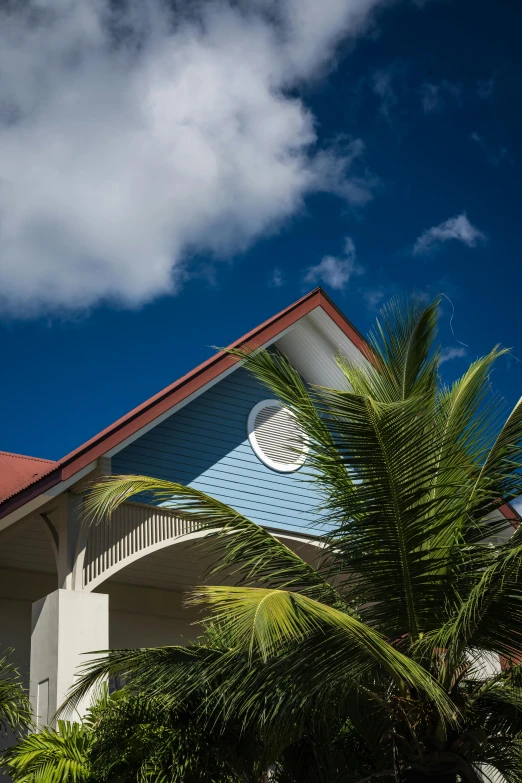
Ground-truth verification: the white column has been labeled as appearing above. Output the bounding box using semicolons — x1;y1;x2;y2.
30;589;109;726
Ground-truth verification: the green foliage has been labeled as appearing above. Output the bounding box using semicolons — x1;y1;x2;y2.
87;691;249;783
61;295;522;781
0;649;32;739
4;689;256;783
4;720;91;783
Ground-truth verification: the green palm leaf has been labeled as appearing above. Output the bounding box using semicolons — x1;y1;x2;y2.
4;721;90;783
189;585;455;719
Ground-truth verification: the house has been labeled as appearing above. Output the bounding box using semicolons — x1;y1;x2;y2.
0;287;515;731
0;288;372;727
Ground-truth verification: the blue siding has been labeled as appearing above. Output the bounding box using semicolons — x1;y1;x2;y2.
112;368;322;535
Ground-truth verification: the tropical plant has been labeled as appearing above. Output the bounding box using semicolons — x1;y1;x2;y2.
65;296;522;782
1;686;107;783
5;718;92;783
4;684;270;783
0;648;32;741
87;688;265;783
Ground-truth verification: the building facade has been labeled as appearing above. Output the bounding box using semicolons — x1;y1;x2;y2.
0;288;376;728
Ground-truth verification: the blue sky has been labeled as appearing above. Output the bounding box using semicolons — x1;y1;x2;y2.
1;0;521;460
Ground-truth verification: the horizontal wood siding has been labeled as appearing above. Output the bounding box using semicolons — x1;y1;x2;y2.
113;368;323;535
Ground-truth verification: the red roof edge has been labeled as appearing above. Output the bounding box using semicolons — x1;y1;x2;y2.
0;288;368;520
0;466;63;515
0;451;58;505
499;502;521;528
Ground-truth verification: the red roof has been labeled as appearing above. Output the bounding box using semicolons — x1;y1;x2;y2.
0;451;57;504
0;288;368;520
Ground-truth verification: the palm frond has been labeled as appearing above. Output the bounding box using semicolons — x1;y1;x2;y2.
421;537;522;665
349;293;441;403
61;645;223;720
469;393;522;515
4;721;90;783
189;585;456;722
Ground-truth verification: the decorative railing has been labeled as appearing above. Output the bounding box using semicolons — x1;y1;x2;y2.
82;502;199;590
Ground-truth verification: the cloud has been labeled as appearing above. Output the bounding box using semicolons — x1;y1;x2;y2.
476;76;496;100
269;268;285;288
303;237;361;290
439;346;467;365
363;287;386;310
0;0;388;317
420;80;462;113
413;214;486;256
372;62;413;123
373;68;398;119
470;132;508;166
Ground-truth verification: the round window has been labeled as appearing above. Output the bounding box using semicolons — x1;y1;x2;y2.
247;399;308;472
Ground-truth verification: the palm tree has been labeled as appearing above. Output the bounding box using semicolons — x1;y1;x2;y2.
66;296;522;782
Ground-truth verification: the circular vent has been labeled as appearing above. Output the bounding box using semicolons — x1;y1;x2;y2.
247;400;308;472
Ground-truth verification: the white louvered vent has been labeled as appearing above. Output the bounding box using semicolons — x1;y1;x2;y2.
247;400;308;472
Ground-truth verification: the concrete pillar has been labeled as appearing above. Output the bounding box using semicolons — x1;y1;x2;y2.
29;589;109;726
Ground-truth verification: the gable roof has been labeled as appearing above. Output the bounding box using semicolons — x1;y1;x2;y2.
0;451;57;504
0;288;368;520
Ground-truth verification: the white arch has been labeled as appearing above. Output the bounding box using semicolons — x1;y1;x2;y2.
83;528;210;592
79;501;324;593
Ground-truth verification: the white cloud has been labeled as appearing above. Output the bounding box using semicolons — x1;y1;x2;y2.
413;214;486;256
439;346;466;365
303;237;361;290
420;80;462;113
476;76;496;100
0;0;388;317
470;132;508;166
363;287;386;310
373;68;398;119
269;267;285;288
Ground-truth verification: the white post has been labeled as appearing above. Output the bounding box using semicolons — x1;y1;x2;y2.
29;589;109;726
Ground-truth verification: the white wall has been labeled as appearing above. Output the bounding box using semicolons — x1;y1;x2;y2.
99;581;202;649
0;570;57;686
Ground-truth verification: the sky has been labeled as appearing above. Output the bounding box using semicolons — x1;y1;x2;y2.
1;0;521;461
